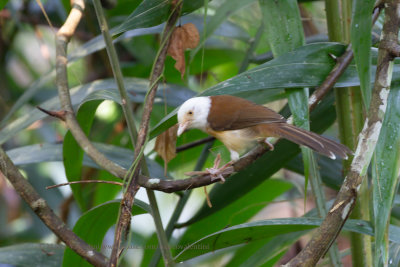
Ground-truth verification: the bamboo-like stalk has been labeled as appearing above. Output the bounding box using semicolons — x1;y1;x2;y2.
149;141;214;267
324;0;370;265
287;1;400;265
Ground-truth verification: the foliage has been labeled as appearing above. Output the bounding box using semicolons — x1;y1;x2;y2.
0;0;399;266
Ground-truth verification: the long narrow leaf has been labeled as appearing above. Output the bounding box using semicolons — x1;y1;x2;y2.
62;199;150;267
373;84;400;266
351;0;375;108
175;218;400;261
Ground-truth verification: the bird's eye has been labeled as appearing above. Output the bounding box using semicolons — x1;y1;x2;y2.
188;111;193;115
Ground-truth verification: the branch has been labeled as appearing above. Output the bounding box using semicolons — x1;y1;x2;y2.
108;2;182;266
46;180;123;190
0;147;108;267
287;1;399;265
49;0;372;200
176;136;215;152
55;2;126;179
308;5;381;111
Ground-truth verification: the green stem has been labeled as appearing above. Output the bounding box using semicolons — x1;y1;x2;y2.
91;0;174;265
149;141;214;267
91;0;137;143
238;22;264;73
146;189;175;267
325;0;369;265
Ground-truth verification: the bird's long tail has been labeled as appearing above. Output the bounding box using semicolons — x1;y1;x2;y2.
270;124;352;159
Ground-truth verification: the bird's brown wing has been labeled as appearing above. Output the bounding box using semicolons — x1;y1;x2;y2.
208;95;286;131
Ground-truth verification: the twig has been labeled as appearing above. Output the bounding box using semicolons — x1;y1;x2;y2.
0;147;108;266
308;45;354;111
176;136;215;152
108;2;182;267
286;1;399;265
36;106;66;121
308;5;381;111
56;20;126;179
2;0;113;265
46;180;123;190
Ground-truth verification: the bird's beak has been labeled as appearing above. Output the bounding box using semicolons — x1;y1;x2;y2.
177;121;189;136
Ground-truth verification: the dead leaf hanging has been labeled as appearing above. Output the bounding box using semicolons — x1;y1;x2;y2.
154;124;179;175
167;23;200;79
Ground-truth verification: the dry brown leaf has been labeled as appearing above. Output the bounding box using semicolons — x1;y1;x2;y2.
167;23;200;79
181;23;199;49
154;124;178;175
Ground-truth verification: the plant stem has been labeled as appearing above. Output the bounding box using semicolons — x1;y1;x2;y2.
287;1;399;264
238;22;264;73
91;0;179;265
0;147;108;266
324;0;370;265
149;141;214;267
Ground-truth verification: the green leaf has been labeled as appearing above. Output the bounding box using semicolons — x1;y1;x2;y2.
237;231;308;267
150;43;356;138
175;218;385;261
182;93;337;225
0;243;64;267
63;100;102;211
0;0;8;10
114;0;205;36
0;78;195;145
260;0;305;56
0;71;54;128
62;199;150;267
373;84;400;266
190;0;257;57
176;179;292;255
69;14;248;63
5;143;167;179
286;154;343;190
351;0;375;108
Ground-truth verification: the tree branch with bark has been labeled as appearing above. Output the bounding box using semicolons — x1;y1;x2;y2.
286;1;400;266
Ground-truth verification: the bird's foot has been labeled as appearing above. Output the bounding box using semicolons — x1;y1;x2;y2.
264;138;275;151
185;154;234;183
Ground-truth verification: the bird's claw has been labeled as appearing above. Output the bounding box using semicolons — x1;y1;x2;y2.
264;138;275;151
184;153;234;183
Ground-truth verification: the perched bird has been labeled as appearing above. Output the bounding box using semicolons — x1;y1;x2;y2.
177;95;352;163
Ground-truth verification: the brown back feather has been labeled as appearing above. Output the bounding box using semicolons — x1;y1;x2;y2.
208;95;285;131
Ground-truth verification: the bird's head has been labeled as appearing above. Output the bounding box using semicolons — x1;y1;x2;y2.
177;96;211;136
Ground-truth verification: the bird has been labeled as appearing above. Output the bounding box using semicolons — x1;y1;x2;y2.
177;95;352;166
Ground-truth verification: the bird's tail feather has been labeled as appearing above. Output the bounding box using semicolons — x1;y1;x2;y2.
272;124;352;159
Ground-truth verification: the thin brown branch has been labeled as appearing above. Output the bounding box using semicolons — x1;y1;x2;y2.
380;40;400;58
46;180;123;190
2;0;112;265
0;147;108;267
309;45;354;111
109;3;183;267
36;106;66;121
176;136;215;152
287;1;399;266
56;33;126;179
308;4;381;111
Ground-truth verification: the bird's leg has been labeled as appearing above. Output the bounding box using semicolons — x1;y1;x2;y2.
184;153;234;183
205;154;232;183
